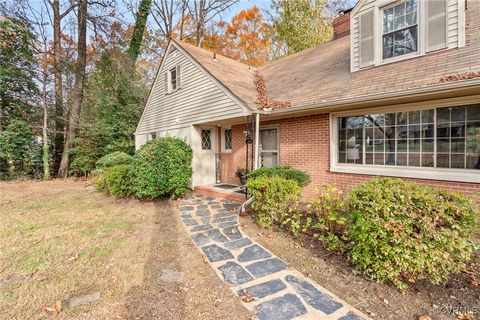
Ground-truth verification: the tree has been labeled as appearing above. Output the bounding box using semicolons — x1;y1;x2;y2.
188;0;239;47
0;120;35;178
269;0;333;57
0;15;38;129
204;6;272;67
58;0;87;177
127;0;152;63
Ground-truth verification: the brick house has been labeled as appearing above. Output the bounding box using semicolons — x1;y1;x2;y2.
135;0;480;198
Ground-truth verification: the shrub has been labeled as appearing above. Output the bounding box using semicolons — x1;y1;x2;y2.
131;137;193;199
247;176;301;228
96;151;133;170
347;177;479;290
104;164;132;197
248;166;310;187
92;169;107;191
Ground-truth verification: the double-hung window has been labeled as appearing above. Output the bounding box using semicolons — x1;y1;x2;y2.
334;104;480;183
169;67;177;90
165;65;181;94
382;0;418;60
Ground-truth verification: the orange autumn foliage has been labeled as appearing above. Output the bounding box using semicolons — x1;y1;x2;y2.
203;6;272;67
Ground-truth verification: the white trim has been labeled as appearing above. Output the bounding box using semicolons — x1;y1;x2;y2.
220;127;232;153
457;0;466;48
171;39;252;116
330;164;479;183
329;104;480;184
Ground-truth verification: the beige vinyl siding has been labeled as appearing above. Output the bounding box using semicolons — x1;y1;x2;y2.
136;44;246;134
351;0;465;71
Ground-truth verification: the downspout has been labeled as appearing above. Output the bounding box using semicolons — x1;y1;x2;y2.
241;112;261;214
254;112;260;170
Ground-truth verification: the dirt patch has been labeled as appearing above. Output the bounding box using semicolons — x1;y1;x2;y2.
0;180;251;320
239;215;480;320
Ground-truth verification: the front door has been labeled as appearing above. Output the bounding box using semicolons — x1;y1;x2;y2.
194;127;217;186
259;128;279;167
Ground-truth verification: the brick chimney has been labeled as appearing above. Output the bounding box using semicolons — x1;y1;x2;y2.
333;9;351;39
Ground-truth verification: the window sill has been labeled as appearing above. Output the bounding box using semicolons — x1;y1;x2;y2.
330;164;480;184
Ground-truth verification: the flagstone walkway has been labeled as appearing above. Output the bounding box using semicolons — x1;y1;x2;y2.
178;194;369;320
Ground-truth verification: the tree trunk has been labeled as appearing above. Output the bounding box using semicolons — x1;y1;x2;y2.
51;0;64;173
195;0;205;47
57;0;87;178
42;54;50;180
127;0;152;63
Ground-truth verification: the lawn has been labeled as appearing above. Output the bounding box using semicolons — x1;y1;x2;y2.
0;180;250;320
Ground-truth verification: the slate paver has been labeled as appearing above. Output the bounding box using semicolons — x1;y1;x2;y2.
201;244;234;262
178;195;368;320
255;293;307;320
224;238;252;250
238;244;271;262
285;275;343;315
182;218;198;226
206;229;229;242
338;312;366;320
246;258;288;278
238;279;287;299
190;224;213;232
192;233;211;246
218;261;254;285
222;226;243;240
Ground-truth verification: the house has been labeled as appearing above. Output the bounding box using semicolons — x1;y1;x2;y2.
135;0;480;198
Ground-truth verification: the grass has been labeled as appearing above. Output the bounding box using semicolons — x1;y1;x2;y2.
0;179;157;319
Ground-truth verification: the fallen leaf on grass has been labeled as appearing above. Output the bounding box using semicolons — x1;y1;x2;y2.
44;301;62;314
457;312;475;320
68;253;79;261
203;256;208;264
240;289;254;303
418;316;432;320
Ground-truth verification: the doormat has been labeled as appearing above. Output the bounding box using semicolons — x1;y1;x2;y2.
214;184;238;189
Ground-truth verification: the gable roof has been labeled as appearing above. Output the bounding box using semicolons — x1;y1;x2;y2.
173;39;258;110
165;2;480;113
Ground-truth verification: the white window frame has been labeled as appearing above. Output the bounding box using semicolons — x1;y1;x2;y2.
259;126;280;168
330;102;480;184
371;0;428;66
221;127;232;153
168;66;178;93
200;127;215;154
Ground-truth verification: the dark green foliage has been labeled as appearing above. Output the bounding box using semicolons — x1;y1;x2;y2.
127;0;152;62
246;175;301;228
92;169;107;191
71;50;146;175
0;16;38;129
96;151;133;169
104;164;133;197
347;178;479;290
248;166;310;187
0;120;41;179
131;137;193;199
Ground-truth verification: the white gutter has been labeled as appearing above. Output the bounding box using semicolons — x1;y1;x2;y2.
254;79;480;116
253;113;260;170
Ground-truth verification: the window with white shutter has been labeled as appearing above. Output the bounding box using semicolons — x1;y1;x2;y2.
426;0;447;52
359;10;374;67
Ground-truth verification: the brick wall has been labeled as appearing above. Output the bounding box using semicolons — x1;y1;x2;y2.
333;13;350;39
221;114;480;197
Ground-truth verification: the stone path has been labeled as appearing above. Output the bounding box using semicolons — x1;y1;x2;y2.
178;194;369;320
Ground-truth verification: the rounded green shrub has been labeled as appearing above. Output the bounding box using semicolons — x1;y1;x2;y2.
96;151;133;170
131;137;193;199
247;175;301;228
92;169;107;191
104;164;132;197
347;177;479;290
248;166;310;187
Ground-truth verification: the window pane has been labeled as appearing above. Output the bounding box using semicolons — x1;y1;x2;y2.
397;153;408;166
409;110;420;124
437;154;449;168
437;107;450;123
422;139;434;152
422;153;434;167
260;129;278;150
466;105;480;121
224;129;232;150
409;139;420;152
374;152;385;165
451;122;465;138
365;152;373;165
422;124;434;138
383;7;394;33
386;152;396;165
338;151;347;163
466;154;480;169
201;129;211;150
422;109;434;123
409;153;420;166
451;106;466;122
451;154;465;168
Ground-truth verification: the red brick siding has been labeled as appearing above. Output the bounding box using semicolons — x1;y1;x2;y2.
220;152;236;185
224;114;479;197
333;13;350;39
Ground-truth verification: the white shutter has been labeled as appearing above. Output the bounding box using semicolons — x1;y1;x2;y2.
426;0;447;52
164;72;169;94
359;10;374;68
176;64;181;89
